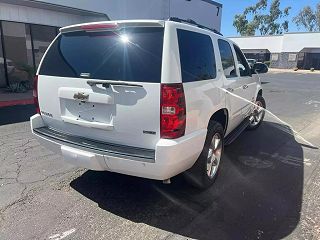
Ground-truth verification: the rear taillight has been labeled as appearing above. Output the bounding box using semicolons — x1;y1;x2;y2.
160;83;186;139
33;75;40;114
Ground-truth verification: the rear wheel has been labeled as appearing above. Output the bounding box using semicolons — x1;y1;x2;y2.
184;121;224;189
247;95;266;130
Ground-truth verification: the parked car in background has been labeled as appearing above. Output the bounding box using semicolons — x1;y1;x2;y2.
253;62;269;74
31;19;268;189
246;59;269;73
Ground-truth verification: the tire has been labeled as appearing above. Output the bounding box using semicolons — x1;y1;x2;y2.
184;121;224;189
247;95;266;131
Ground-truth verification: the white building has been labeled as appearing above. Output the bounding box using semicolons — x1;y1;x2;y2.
230;32;320;70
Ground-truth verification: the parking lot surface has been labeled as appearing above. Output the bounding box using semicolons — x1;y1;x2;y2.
1;72;320;240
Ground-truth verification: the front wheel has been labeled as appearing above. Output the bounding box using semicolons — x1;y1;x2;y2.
247;95;266;130
184;121;224;189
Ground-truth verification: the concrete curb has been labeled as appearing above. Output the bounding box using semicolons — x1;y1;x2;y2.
269;68;320;74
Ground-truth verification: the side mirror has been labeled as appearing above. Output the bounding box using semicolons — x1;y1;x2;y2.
251;63;268;74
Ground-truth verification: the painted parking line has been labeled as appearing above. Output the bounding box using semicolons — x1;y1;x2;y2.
49;228;76;240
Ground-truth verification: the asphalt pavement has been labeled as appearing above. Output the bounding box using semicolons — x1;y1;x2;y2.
0;72;320;240
0;105;35;126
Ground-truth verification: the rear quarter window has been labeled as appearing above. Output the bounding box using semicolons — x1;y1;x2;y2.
39;27;164;83
218;39;237;78
177;29;216;82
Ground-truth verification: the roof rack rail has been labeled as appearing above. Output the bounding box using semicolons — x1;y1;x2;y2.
169;17;223;36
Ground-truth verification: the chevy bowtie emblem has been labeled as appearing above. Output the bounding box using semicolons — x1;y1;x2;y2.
73;92;89;101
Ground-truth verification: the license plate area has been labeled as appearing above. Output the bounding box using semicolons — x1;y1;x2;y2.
61;100;114;124
58;87;115;129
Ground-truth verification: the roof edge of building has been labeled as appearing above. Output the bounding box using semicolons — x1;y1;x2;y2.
229;31;320;39
0;0;109;18
201;0;223;8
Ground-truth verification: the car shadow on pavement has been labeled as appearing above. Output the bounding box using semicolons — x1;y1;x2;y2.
70;121;304;240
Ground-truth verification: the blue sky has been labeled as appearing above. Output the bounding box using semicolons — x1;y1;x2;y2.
220;0;319;36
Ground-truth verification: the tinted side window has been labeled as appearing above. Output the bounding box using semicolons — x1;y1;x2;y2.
218;39;237;78
234;45;251;77
177;29;216;82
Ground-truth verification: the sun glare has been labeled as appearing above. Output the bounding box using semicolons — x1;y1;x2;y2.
120;34;130;43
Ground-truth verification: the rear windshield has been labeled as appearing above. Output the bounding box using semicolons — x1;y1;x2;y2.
39;27;164;83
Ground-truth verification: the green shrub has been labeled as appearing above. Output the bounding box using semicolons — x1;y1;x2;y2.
6;81;30;93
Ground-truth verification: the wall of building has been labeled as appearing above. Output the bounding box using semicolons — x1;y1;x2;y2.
270;52;299;69
0;2;103;27
231;35;283;53
282;33;320;53
38;0;222;31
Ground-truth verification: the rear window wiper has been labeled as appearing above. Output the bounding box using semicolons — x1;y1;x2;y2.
87;80;143;88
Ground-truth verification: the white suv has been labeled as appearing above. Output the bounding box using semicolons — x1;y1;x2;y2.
31;19;267;189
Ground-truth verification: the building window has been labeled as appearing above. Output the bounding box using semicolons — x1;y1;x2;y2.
2;21;34;89
288;54;297;62
0;23;6;88
0;21;59;90
271;54;279;61
30;24;57;69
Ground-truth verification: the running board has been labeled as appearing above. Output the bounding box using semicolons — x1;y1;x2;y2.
224;118;250;146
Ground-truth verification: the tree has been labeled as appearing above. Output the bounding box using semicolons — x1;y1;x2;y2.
317;4;320;28
293;3;320;32
233;0;291;36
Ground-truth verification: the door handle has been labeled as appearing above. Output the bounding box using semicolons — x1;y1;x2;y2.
242;85;248;90
226;88;234;93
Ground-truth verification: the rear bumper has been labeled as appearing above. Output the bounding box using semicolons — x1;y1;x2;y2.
30;114;206;180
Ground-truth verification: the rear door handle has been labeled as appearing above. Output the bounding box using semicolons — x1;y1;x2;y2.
242;85;248;90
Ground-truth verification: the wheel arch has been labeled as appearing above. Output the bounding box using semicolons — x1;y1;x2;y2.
208;108;229;135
